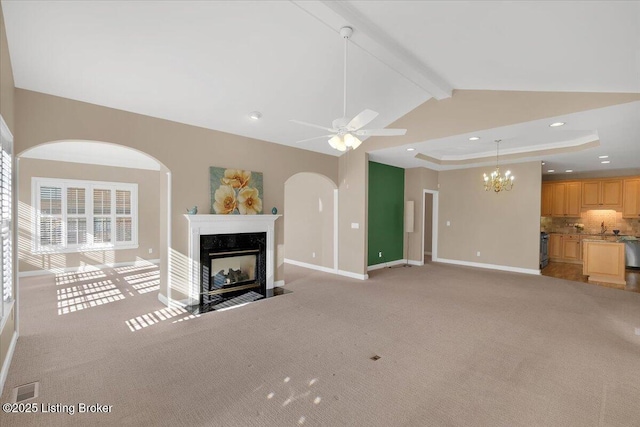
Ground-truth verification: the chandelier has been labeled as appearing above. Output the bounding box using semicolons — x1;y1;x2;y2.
483;140;514;192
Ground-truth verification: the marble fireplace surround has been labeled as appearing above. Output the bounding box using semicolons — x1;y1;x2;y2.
184;214;281;307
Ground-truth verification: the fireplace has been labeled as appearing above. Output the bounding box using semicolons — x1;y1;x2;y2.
199;232;266;313
182;214;280;313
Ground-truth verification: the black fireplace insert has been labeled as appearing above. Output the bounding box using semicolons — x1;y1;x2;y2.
196;232;267;313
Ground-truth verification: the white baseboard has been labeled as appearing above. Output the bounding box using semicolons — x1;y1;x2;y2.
284;258;337;274
367;259;405;271
284;258;368;280
157;292;188;308
368;259;425;271
436;258;541;275
337;270;368;280
273;280;285;288
19;259;161;278
0;330;18;395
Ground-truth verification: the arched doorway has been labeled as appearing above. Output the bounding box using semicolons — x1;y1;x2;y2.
284;172;338;273
16;140;172;310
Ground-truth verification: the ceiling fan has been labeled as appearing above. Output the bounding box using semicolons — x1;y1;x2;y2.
291;26;407;152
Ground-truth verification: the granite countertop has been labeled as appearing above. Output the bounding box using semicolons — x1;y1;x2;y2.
547;232;639;237
581;237;625;243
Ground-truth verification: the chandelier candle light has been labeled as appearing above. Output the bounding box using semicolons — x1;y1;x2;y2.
483;140;514;192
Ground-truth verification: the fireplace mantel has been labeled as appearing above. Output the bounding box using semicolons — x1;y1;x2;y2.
184;214;281;307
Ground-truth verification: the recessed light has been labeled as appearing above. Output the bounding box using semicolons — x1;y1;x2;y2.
547;170;555;173
468;136;480;141
541;162;546;165
249;111;262;120
565;169;573;173
601;160;610;164
406;148;415;152
598;155;609;159
550;122;565;127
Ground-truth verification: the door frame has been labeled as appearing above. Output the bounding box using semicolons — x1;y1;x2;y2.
421;189;439;262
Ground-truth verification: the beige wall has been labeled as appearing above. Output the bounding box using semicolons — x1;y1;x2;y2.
18;158;161;273
14;89;338;299
338;150;368;276
0;4;14;134
404;167;438;262
438;161;541;270
284;173;335;269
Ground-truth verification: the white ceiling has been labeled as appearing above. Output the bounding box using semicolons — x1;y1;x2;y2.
3;1;639;173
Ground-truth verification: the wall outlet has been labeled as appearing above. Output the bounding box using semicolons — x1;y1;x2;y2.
446;221;451;226
378;251;383;258
476;251;481;257
148;248;153;254
312;252;316;258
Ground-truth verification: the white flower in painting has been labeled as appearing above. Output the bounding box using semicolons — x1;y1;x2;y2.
237;187;262;215
213;185;237;214
221;169;251;189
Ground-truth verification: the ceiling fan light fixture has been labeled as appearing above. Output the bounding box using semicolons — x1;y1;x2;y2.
344;133;362;149
328;135;347;151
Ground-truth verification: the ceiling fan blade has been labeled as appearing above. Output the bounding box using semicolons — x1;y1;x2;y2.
290;119;337;133
347;109;379;131
355;128;407;137
295;134;335;144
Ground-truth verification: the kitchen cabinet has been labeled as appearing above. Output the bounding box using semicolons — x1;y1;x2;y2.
551;182;581;217
541;183;553;216
622;178;640;218
549;234;563;259
549;234;582;263
582;240;626;285
581;179;622;209
562;235;581;261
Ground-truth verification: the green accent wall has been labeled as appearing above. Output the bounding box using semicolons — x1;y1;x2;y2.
368;161;404;266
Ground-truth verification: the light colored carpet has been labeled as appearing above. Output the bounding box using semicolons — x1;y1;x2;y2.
1;261;640;426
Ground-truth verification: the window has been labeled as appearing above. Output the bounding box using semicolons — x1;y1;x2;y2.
32;178;138;253
1;115;13;324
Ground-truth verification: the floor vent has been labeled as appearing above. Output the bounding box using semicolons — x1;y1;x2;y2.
370;355;381;361
11;381;39;403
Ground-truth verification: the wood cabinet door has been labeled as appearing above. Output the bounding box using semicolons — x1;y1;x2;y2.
551;183;566;217
565;182;581;216
550;234;563;259
541;183;553;216
601;179;622;207
623;179;640;218
562;238;580;260
581;181;600;208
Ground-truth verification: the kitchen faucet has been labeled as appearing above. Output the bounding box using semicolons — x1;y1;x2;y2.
601;221;607;234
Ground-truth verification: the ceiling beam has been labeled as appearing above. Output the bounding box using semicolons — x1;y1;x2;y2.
291;0;453;100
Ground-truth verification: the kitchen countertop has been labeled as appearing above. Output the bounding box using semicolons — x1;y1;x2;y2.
581;238;625;243
546;232;640;238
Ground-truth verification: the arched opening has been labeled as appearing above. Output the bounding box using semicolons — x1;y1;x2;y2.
284;172;338;273
16;140;172;312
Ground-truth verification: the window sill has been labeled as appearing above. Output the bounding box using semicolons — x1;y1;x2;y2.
32;244;139;255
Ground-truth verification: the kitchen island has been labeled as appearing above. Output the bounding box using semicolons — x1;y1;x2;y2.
582;239;626;285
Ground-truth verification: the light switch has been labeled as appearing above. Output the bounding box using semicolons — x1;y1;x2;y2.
446;221;451;226
351;223;359;229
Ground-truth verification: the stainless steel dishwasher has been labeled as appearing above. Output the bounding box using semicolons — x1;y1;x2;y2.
623;239;640;268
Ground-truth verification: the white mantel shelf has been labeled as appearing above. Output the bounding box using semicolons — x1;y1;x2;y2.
184;214;281;307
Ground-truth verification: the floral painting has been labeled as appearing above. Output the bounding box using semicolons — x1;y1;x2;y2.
210;167;263;215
